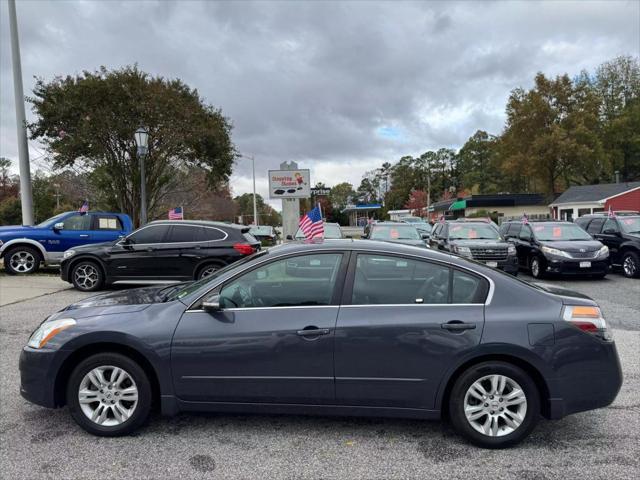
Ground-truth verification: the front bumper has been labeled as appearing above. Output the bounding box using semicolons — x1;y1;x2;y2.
544;257;609;275
19;347;61;408
59;260;71;282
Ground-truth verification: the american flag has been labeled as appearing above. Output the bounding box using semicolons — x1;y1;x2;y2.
168;206;184;220
607;206;616;218
299;205;324;239
78;200;89;213
522;213;529;225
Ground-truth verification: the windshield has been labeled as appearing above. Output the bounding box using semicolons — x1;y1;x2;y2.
295;223;342;239
161;250;268;301
36;212;68;228
532;223;592;241
619;216;640;233
250;226;272;235
370;225;420;240
449;223;500;240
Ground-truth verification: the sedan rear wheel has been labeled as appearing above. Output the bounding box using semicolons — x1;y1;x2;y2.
449;361;539;448
67;353;151;436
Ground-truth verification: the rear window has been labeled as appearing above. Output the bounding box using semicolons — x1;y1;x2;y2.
94;215;123;231
198;227;227;242
243;232;259;243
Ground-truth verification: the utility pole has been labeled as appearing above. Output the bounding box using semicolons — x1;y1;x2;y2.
251;155;258;226
8;0;33;225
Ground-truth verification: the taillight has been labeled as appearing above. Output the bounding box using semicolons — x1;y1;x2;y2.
233;243;255;255
562;305;612;340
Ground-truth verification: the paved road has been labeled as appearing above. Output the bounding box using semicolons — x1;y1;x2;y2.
0;277;639;479
0;273;70;306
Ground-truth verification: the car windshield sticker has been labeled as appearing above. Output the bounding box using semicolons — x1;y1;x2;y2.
623;219;634;225
534;226;544;231
469;229;478;239
553;227;562;237
451;226;462;232
390;229;399;239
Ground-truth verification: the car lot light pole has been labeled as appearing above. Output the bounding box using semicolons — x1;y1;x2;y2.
134;127;149;225
239;154;258;226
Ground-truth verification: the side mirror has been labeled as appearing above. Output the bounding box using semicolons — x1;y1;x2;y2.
421;233;430;240
53;222;64;231
286;235;293;240
202;294;221;312
346;235;353;239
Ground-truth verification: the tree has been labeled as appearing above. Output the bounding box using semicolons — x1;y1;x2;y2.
458;130;501;193
28;66;235;226
405;190;428;216
329;182;355;211
234;193;281;226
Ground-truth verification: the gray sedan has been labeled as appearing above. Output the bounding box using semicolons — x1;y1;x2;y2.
19;240;621;448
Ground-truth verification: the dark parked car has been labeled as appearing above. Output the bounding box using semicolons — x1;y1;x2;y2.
363;222;428;247
249;225;279;246
429;220;518;275
401;216;433;238
20;240;621;448
499;220;609;279
575;212;640;278
60;220;260;291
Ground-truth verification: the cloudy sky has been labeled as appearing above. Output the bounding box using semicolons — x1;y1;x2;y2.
1;0;638;209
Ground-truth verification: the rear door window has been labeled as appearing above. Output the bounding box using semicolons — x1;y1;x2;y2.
586;218;605;234
197;227;228;242
352;254;449;305
166;225;199;243
452;270;485;303
93;215;123;231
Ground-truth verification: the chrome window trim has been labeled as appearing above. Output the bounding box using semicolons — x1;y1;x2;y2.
118;224;229;246
341;303;484;308
185;247;496;311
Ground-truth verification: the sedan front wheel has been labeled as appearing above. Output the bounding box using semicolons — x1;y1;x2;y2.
67;353;152;436
449;361;539;448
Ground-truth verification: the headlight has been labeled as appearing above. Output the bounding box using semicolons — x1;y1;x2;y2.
541;246;571;258
63;249;76;259
507;244;516;255
597;245;609;258
454;246;472;257
27;318;76;349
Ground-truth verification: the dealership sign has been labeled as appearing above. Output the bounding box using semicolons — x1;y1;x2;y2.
268;169;311;198
311;188;331;196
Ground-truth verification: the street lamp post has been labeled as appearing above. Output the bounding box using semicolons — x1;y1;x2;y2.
239;154;258;226
134;127;149;225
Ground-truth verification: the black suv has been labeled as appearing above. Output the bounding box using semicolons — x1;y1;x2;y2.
60;220;260;291
429;219;518;274
499;220;609;279
575;212;640;278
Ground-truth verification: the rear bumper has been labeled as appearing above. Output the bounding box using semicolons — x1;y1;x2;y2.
473;256;519;274
546;342;623;419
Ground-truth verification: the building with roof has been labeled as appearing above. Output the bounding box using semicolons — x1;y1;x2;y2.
427;194;548;223
343;203;383;226
549;182;640;221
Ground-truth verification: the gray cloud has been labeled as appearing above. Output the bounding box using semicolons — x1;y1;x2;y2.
1;0;638;208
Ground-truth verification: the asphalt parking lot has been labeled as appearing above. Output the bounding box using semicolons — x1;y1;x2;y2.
1;273;639;479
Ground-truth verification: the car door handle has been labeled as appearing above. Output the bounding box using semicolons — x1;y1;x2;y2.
297;328;330;337
79;234;89;238
441;321;476;331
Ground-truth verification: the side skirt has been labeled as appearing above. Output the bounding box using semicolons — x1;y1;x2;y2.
160;396;440;420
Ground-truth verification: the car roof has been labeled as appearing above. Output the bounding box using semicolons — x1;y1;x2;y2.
146;220;247;230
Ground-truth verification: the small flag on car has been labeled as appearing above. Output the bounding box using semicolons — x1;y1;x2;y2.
299;205;324;240
168;206;184;220
78;200;89;213
522;213;529;225
607;206;616;218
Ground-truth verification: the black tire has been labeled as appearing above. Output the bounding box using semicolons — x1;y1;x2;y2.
449;361;540;449
3;245;42;275
621;251;640;278
529;256;545;279
196;262;224;280
70;260;105;291
66;353;152;437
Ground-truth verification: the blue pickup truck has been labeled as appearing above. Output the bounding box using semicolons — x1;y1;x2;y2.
0;211;133;274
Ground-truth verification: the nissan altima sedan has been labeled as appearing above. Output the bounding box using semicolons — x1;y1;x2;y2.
19;240;622;448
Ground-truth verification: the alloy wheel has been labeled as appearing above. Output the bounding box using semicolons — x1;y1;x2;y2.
531;258;540;277
74;264;99;290
78;365;139;426
463;374;527;437
9;251;36;273
623;255;637;277
199;266;218;279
